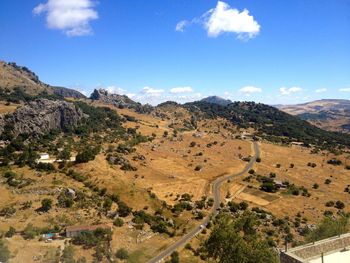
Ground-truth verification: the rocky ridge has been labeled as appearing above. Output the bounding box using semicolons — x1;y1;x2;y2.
0;99;86;137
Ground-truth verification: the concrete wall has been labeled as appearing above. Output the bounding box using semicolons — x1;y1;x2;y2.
281;233;350;263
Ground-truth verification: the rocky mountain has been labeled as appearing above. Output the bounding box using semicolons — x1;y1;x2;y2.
90;88;153;113
0;99;86;137
200;96;232;106
277;99;350;133
51;86;86;99
0;61;86;99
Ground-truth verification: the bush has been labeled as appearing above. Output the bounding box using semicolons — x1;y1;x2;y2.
0;207;16;217
117;201;132;217
325;179;332;185
327;159;342;166
0;240;10;263
115;248;129;260
335;201;345;210
113;218;124;227
41;198;52;212
5;226;16;238
23;224;39;240
325;201;334;207
313;183;319;189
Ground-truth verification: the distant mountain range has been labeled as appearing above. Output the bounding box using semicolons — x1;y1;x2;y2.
276;99;350;133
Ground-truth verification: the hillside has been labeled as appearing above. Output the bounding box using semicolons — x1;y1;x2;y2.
184;100;350;149
0;61;86;99
277;99;350;133
1;63;350;262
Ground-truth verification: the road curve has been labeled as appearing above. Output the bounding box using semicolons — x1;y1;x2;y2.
147;141;260;263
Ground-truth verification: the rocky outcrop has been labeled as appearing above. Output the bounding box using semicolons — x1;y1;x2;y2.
0;99;86;136
90;88;153;113
52;86;86;99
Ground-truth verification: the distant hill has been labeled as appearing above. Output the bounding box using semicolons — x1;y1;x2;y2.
277;99;350;133
0;61;86;99
200;96;232;106
184;100;350;149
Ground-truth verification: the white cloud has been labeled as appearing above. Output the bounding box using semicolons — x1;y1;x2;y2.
141;86;165;97
280;86;303;96
205;1;260;39
176;1;260;40
170;86;194;94
175;20;189;32
315;88;327;93
33;0;98;36
239;86;262;94
339;88;350;92
106;86;126;95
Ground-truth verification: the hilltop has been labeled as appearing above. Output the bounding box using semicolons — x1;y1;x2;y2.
277;99;350;133
0;61;86;99
200;96;232;106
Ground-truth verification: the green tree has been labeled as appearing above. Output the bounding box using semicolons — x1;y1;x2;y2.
204;214;278;263
41;198;53;212
115;248;129;260
307;216;348;242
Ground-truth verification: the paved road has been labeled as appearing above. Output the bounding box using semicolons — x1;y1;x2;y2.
147;141;260;263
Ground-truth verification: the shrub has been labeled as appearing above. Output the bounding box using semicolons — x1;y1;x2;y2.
0;240;10;263
23;224;39;239
117;201;132;217
113;218;124;227
325;179;332;185
5;226;16;238
115;248;129;260
41;198;52;212
327;159;342;166
0;207;16;217
325;201;334;207
313;183;319;189
335;201;345;210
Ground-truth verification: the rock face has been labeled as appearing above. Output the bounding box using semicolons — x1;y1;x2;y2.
0;99;86;136
90;88;153;113
90;89;138;107
52;86;86;99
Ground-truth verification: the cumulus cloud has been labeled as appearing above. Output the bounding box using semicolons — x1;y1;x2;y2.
315;88;327;93
280;86;303;96
106;86;126;95
239;86;262;94
176;1;260;40
141;86;165;97
339;88;350;92
33;0;98;36
170;86;194;94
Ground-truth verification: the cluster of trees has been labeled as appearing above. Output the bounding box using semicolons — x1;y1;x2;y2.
201;213;279;263
0;87;63;103
306;215;348;242
132;210;170;234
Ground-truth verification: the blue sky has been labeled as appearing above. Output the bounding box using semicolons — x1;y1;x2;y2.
0;0;349;105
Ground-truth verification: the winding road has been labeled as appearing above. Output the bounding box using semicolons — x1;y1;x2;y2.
148;141;260;263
